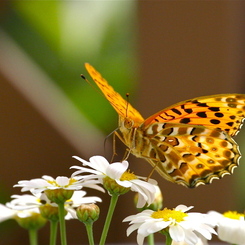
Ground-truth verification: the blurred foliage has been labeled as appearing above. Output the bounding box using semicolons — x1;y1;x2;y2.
0;1;138;133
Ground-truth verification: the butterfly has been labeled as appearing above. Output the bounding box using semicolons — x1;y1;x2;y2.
84;63;245;188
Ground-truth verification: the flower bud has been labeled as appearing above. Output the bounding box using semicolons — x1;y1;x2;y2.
45;189;74;204
76;204;100;224
103;176;130;196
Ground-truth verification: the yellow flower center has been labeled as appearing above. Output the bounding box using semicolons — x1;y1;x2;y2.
69;178;77;185
120;170;137;181
223;211;244;220
151;208;187;222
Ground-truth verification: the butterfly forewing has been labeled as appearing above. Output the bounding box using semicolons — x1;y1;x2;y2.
85;63;144;126
143;94;245;137
137;123;240;187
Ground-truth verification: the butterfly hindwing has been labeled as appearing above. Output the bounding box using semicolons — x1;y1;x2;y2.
137;123;240;187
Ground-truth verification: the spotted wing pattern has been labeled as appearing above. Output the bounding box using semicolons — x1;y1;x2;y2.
135;123;240;187
85;63;245;188
143;94;245;137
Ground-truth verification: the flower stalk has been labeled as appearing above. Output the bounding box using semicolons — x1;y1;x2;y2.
99;194;119;245
147;234;154;245
160;230;172;245
49;220;58;245
85;222;95;245
58;202;67;245
28;229;38;245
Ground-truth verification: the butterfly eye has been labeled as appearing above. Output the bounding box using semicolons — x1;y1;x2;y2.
124;118;134;129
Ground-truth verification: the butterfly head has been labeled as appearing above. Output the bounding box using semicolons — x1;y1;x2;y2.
119;116;135;130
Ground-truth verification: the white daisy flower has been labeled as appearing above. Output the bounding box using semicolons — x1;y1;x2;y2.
208;210;245;245
0;203;46;230
7;193;49;210
6;191;102;220
14;175;104;195
71;155;158;208
123;205;216;245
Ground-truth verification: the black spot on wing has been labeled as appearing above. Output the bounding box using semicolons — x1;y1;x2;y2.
171;108;182;115
214;112;224;118
196;112;207;118
209;107;220;112
210;119;220;125
180;118;191;124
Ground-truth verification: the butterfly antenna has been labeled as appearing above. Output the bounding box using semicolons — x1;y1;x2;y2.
80;74;105;96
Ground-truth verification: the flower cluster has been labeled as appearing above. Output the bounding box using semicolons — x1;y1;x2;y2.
0;155;244;245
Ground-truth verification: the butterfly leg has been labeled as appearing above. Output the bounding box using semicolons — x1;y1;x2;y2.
113;131;133;161
139;156;161;181
108;131;119;163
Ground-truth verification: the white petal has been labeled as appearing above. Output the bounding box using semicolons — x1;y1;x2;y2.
138;220;165;236
169;225;185;242
72;156;90;166
183;229;198;245
126;223;141;236
137;233;146;245
115;179;132;188
175;205;194;213
71;166;102;176
89;156;110;173
56;176;70;186
0;204;16;222
147;220;170;233
106;161;128;179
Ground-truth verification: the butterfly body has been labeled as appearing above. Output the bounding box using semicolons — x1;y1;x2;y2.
85;63;245;187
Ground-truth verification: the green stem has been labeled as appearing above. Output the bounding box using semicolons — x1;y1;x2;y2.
49;220;58;245
29;229;38;245
165;232;172;245
147;233;155;245
58;202;67;245
160;230;172;245
85;222;95;245
99;194;119;245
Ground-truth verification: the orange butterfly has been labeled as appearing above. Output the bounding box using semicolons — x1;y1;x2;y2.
84;63;245;188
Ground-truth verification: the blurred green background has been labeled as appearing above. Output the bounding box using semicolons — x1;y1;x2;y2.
0;1;138;132
1;1;245;244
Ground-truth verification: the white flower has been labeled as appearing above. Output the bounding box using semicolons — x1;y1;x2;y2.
6;191;102;220
123;205;216;245
14;175;104;195
208;210;245;245
0;202;41;222
71;155;158;208
0;204;18;222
